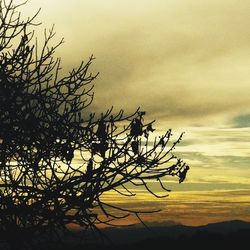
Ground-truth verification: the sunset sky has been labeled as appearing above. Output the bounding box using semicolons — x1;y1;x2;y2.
24;0;250;226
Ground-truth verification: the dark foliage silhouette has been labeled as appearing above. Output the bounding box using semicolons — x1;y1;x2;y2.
0;0;189;249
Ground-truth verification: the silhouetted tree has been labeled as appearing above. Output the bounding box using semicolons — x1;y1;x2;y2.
0;0;189;249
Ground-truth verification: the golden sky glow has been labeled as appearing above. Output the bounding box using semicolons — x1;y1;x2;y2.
22;0;250;226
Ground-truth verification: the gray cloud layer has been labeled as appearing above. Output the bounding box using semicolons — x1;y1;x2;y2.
25;0;250;126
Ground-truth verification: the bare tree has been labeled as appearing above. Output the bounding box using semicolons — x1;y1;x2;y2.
0;0;189;249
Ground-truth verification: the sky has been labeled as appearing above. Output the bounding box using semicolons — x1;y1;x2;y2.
23;0;250;226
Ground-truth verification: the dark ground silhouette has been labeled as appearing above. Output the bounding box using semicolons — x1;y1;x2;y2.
91;220;250;250
4;220;247;250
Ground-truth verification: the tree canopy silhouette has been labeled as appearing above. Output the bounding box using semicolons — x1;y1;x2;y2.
0;0;189;248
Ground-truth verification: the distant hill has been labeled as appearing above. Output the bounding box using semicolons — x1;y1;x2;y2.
96;219;250;244
79;220;250;250
7;220;249;250
197;219;250;233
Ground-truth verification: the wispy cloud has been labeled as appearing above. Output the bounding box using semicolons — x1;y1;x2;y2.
101;189;250;226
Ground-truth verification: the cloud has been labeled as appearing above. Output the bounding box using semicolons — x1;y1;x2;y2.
81;0;250;125
100;189;250;226
24;0;250;126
